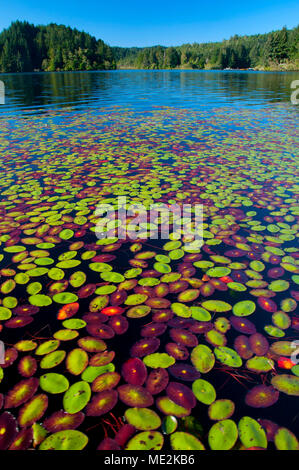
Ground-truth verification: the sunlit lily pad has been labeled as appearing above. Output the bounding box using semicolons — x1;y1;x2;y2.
192;379;216;405
143;353;175;369
214;347;242;367
63;381;91;414
238;416;267;449
201;300;232;312
40;373;69;394
125;431;164;450
39;430;88;450
208;419;238;450
124;407;161;430
191;345;215;373
271;374;299;396
170;432;205;450
232;300;256;317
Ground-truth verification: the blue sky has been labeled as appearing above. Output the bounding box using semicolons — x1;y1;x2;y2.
0;0;298;47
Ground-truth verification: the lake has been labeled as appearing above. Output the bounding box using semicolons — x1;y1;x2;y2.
0;70;298;451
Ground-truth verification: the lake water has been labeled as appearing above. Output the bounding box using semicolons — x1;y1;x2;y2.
0;70;298;451
1;70;299;114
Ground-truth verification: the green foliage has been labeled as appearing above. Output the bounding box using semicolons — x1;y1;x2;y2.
0;21;298;72
114;25;299;70
0;21;116;72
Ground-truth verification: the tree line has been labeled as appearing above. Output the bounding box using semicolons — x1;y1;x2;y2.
0;21;298;73
115;26;299;70
0;21;116;72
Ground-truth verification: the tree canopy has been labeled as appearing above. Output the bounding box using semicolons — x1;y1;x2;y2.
0;21;116;72
0;21;298;73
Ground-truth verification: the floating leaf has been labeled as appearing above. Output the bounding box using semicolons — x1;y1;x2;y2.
124;407;161;430
208;419;238;450
39;430;88;450
238;416;267;449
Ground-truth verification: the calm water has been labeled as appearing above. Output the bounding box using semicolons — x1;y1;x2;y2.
0;71;298;451
0;70;299;115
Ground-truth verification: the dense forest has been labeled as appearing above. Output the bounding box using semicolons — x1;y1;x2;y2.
0;21;298;72
114;26;299;70
0;21;116;72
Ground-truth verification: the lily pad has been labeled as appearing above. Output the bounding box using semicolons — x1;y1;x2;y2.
232;300;256;317
125;431;164;450
238;416;267;449
191;345;215;373
39;373;69;394
143;353;175;369
124;407;161;430
63;381;91;414
170;432;205;450
39;430;88;450
192;379;216;405
214;347;242;367
208;419;238;450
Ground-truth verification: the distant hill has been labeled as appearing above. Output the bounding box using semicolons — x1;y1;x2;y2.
0;21;116;72
112;26;299;71
0;21;298;73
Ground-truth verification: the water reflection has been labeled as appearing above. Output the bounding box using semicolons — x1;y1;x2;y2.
0;70;298;115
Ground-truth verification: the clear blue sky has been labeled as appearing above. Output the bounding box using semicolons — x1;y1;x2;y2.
0;0;298;47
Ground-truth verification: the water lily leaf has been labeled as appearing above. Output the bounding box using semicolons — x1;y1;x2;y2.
238;416;267;449
39;430;88;450
170;432;205;450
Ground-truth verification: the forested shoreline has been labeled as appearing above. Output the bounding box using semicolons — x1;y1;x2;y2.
0;21;298;73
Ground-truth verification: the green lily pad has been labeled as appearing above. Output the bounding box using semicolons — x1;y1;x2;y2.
190;306;211;321
227;282;247;292
269;280;290;292
274;427;299;450
171;302;191;318
39;430;88;450
206;329;227;347
40;350;66;369
271;374;299;396
156;396;190;417
0;307;12;320
143;353;175;369
124;408;161;431
40;373;69;394
125;294;148;305
35;340;60;356
232;300;256;317
161;416;178;434
206;267;231;277
271;312;291;330
29;294;52;307
100;271;125;283
192;379;216;405
208;399;235;420
170;432;205;450
191;345;215;373
63;381;91;414
81;364;115;382
201;300;232;312
208;419;238;450
264;325;285;338
18;394;48;427
153;262;171;274
125;431;164;450
214;347;242;368
52;292;78;304
238;416;267;449
246;356;274;373
62;319;86;329
53;329;79;341
66;348;89;375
